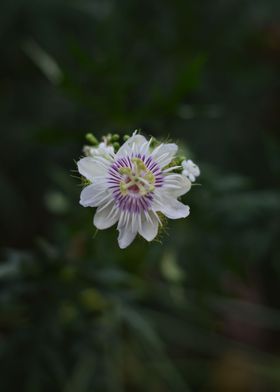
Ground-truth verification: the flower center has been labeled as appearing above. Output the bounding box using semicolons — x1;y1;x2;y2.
118;158;155;196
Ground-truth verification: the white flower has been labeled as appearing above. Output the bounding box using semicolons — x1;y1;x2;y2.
182;160;200;182
83;142;115;158
77;133;191;249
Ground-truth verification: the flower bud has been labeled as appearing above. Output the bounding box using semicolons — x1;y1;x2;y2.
85;133;98;145
113;142;120;151
111;134;120;141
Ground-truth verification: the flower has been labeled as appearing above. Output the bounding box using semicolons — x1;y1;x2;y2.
182;159;200;182
77;132;192;249
83;142;115;158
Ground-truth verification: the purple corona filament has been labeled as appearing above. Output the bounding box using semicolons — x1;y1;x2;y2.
108;154;164;213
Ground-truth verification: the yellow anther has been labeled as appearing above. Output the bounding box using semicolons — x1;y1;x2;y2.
144;171;155;184
119;167;132;175
120;182;128;195
132;157;147;173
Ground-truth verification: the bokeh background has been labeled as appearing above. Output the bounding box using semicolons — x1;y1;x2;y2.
1;0;280;391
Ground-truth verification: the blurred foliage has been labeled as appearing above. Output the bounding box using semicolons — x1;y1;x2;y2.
0;0;280;391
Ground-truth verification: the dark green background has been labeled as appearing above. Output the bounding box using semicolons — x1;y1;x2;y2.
1;0;280;391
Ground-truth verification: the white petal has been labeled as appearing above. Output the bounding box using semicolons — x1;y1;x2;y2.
80;183;110;207
131;212;139;233
138;212;159;242
117;225;137;249
96;143;115;157
182;160;200;182
153;194;190;219
93;201;120;230
164;174;191;197
151;143;178;168
77;157;109;181
116;134;148;158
